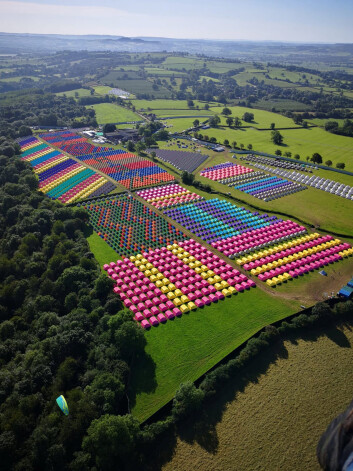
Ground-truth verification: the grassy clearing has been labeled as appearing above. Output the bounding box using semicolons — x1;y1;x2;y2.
85;231;121;270
162;324;353;471
130;289;299;422
86;103;141;124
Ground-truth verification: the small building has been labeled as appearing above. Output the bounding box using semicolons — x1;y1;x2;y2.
104;129;140;144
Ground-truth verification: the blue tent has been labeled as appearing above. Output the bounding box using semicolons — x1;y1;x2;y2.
339;286;353;299
319;270;327;276
347;278;353;288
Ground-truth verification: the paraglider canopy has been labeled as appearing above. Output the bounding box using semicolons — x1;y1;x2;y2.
56;395;69;416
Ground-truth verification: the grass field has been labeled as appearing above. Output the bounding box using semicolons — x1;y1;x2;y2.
56;88;92;98
86;103;141;124
162;323;353;471
254;98;312;111
93;85;113;95
129;99;215;110
200;126;353;171
102;79;173;99
130;289;300;422
86;230;121;270
210;105;302;128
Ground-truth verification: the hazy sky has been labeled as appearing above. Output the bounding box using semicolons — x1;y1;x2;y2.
0;0;352;42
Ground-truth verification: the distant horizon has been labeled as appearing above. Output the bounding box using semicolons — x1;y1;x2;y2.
0;31;352;46
0;0;352;43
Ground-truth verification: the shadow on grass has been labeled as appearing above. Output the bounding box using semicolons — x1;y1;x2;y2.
144;318;353;470
128;351;157;412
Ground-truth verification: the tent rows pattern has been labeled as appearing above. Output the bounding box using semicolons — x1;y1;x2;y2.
235;233;352;286
40;131;175;190
243;161;353;200
104;239;255;328
164;199;280;244
200;162;253;181
136;183;204;209
200;162;306;201
240;154;315;172
80;194;186;256
146;149;209;173
18;137;113;203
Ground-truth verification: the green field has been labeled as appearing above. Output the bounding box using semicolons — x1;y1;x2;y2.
130;99;215;110
200;126;353;171
101;77;173;99
163;324;353;471
86;230;121;271
211;105;302;128
130;289;300;422
56;88;92;98
87;103;141;124
93;85;113;95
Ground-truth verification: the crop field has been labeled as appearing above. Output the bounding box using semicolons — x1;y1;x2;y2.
162;324;353;471
87;103;141;124
130;288;300;422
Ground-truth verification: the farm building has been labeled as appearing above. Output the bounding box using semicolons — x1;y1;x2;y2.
105;129;140;143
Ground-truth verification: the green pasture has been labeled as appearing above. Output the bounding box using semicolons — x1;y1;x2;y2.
254;98;312;111
210;105;301;128
162;56;204;70
156;109;213;117
56;88;91;98
199;126;353;171
93;85;113;95
86;103;141;124
129;99;214;111
0;75;40;82
130;289;299;422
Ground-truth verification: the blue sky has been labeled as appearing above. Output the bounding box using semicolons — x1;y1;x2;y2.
0;0;352;42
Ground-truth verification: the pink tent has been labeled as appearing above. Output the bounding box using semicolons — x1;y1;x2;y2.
143;309;152;318
157;313;167;323
159;303;168;312
141;319;150;329
166;300;174;309
195;299;204;308
150;316;159;326
215;291;225;300
202;296;211;305
151;306;159;316
134;312;144;322
172;307;182;317
165;309;175;320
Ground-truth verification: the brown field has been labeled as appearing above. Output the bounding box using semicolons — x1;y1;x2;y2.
162;323;353;471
